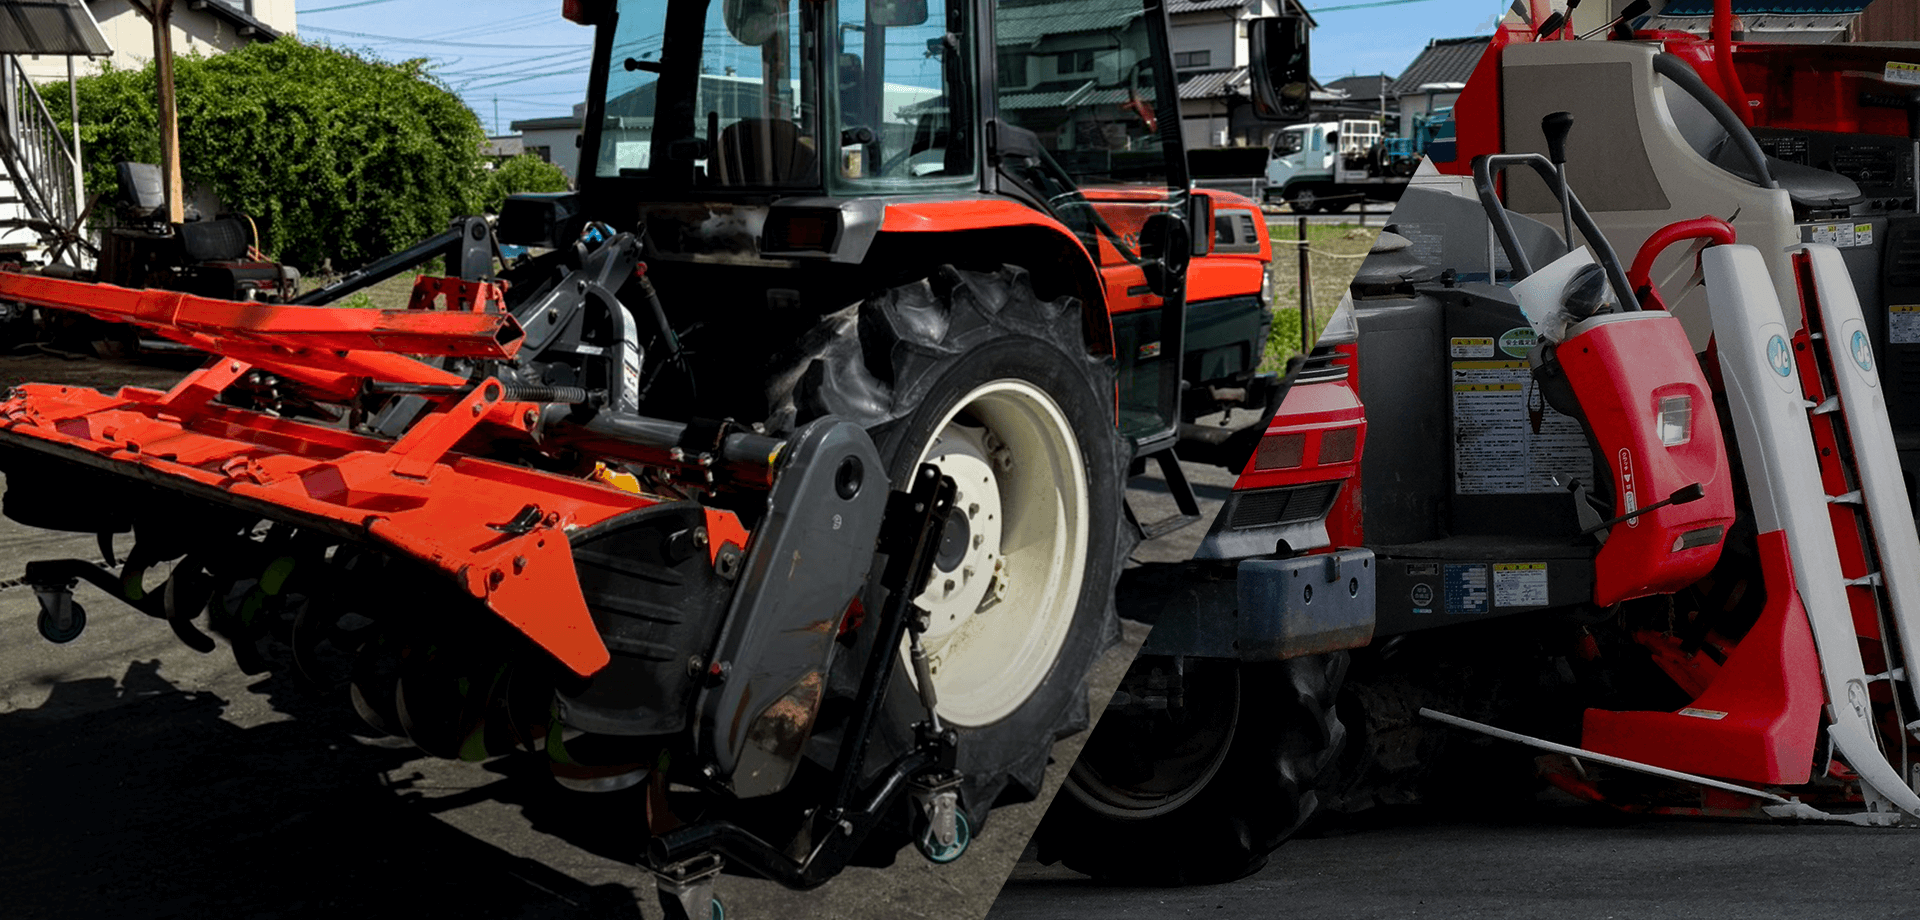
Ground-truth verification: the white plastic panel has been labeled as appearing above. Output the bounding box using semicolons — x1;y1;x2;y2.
1704;244;1920;818
1804;243;1920;732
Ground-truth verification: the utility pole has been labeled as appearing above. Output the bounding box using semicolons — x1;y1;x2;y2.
131;0;183;223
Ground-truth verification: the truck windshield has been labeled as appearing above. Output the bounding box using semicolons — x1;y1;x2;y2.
594;0;822;187
1272;130;1303;157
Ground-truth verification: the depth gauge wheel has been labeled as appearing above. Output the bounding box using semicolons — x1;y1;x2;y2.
1035;652;1347;885
771;264;1130;835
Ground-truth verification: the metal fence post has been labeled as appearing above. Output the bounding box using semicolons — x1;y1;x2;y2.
1296;214;1312;352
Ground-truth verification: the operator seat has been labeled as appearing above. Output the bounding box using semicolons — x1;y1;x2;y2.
713;118;817;186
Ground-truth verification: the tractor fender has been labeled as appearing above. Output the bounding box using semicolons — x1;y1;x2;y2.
881;200;1114;359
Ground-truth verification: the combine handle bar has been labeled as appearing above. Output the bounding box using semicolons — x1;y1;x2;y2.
1470;152;1637;310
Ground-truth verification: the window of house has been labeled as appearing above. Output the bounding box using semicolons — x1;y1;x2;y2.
1174;50;1211;69
1057;48;1095;74
998;49;1026;87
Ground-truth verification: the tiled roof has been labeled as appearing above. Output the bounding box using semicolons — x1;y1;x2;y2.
1168;0;1248;13
1178;66;1247;100
1387;35;1490;97
1325;73;1395;100
995;0;1142;46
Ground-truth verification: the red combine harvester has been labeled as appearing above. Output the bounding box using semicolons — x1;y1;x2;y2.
1034;0;1920;885
0;0;1299;915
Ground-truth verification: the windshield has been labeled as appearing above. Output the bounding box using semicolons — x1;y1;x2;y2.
594;0;821;187
1272;130;1303;157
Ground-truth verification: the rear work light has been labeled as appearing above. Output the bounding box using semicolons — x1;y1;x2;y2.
1255;433;1306;470
1657;395;1692;446
1318;427;1359;464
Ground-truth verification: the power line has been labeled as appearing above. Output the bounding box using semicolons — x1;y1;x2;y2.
303;26;588;49
299;0;405;12
1306;0;1443;11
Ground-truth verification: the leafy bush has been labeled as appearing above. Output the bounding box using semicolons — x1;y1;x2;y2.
485;154;571;211
65;41;489;270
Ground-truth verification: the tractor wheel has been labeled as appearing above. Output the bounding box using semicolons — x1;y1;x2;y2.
770;264;1129;835
1035;652;1347;885
1286;185;1323;214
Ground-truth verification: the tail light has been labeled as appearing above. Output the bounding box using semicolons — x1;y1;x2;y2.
1255;433;1306;469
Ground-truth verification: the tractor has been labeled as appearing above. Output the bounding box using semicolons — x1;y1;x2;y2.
0;0;1295;915
1035;0;1920;885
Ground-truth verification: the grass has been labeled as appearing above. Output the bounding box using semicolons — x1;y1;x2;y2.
304;272;423;310
1263;221;1379;371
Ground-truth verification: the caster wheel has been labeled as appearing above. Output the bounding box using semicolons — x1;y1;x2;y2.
917;810;971;864
655;893;723;920
37;600;85;644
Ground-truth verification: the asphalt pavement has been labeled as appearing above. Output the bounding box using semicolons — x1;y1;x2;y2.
0;354;1238;920
990;800;1920;919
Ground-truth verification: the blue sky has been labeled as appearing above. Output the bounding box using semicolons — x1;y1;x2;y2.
292;0;1506;135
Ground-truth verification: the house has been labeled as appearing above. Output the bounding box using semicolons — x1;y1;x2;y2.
512;103;586;183
18;0;290;82
1383;35;1487;140
1167;0;1314;150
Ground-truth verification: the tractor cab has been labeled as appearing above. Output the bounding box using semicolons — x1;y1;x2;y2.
555;0;1206;455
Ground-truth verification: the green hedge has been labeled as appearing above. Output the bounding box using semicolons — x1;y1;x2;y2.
65;41;495;270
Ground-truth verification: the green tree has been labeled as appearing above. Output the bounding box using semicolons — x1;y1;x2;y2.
65;41;490;270
485;154;571;211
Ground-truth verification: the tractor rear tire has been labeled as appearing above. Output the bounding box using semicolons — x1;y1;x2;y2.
770;264;1130;835
1035;652;1347;885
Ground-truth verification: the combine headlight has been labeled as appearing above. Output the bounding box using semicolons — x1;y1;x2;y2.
1657;395;1692;446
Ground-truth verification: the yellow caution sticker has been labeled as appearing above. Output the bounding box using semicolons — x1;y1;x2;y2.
1678;707;1729;720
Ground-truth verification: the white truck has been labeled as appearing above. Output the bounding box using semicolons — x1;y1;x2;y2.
1263;118;1418;213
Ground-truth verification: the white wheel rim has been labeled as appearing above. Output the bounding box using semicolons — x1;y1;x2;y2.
905;379;1089;726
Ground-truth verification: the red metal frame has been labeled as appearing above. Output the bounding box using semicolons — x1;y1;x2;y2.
0;272;711;677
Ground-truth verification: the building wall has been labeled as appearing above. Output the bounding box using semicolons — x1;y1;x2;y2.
18;1;292;83
521;125;584;182
1852;1;1920;42
1171;16;1237;72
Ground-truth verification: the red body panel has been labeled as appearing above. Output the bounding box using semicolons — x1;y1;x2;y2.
1188;190;1272;305
1555;313;1734;606
1581;529;1823;784
0;378;650;677
1237;378;1365;493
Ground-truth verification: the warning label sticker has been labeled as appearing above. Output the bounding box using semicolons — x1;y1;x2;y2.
1887;61;1920;86
1493;563;1548;608
1451;360;1593;494
1806;223;1873;248
1444;564;1489;615
1678;707;1729;720
1451;337;1495;358
1893;305;1920;345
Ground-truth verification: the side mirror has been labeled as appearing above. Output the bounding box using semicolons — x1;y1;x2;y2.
868;0;928;27
724;0;784;45
1248;15;1312;122
1190;193;1212;258
1139;208;1192;297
